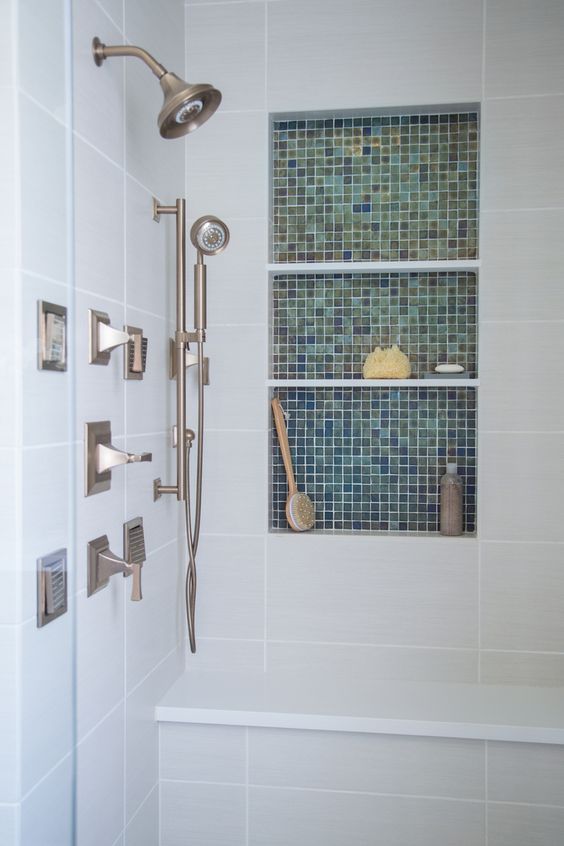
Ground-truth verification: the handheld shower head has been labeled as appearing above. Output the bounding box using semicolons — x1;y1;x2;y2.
92;37;221;138
190;216;230;256
190;216;229;332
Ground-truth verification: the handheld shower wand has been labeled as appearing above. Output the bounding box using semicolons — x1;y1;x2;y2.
153;203;229;652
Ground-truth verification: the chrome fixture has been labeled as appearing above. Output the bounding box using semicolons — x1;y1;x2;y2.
89;309;147;377
37;549;67;627
92;37;221;138
152;198;229;653
85;421;152;496
87;518;146;599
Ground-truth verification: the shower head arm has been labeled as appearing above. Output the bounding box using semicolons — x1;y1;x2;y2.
92;37;167;79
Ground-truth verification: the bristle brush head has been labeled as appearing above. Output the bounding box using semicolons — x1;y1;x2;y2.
286;492;315;532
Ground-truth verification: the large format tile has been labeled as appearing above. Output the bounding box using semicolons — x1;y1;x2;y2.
267;0;482;111
20;754;73;846
0;805;17;846
161;781;246;846
20;616;74;795
267;535;478;647
125;786;158;846
124;310;173;437
482;96;564;210
489;742;564;806
0;91;16;270
76;705;125;846
124;0;184;73
75;137;124;302
125;647;183;819
479;322;564;431
485;0;564;97
249;787;485;846
125;433;178;557
160;723;247;783
20;95;68;283
186;2;266;112
249;729;485;799
488;803;564;846
188;637;265;672
480;210;564;321
186;110;267;220
72;0;124;165
481;543;564;652
195;535;265;640
18;0;67;120
266;641;479;683
481;651;564;687
0;626;18;802
479;434;564;542
0;450;19;625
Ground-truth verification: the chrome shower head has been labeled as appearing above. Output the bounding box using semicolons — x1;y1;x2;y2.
92;37;221;138
190;216;230;256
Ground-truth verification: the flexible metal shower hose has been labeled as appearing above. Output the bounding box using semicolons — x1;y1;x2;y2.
183;340;205;654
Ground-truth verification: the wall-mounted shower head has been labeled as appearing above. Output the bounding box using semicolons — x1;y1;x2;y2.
190;216;230;257
92;37;221;138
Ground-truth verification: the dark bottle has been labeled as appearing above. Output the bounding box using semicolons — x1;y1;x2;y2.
440;462;463;536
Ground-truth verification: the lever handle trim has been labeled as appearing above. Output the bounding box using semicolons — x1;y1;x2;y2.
96;442;153;473
98;321;131;353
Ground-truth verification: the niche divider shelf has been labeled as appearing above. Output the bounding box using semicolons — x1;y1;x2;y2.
267;260;480;272
268;379;479;388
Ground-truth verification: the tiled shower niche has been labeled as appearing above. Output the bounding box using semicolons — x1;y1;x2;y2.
270;388;477;533
272;111;479;263
271;271;477;379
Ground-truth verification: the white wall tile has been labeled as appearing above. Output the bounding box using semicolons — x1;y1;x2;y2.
97;0;124;32
125;542;182;691
267;0;482;112
249;729;484;799
480;210;564;321
480;322;564;431
489;742;564;806
20;616;73;796
21;445;70;622
266;641;479;683
20;95;68;283
21;276;70;447
75;137;124;301
0;450;19;625
186;2;266;112
480;651;564;687
0;626;18;802
189;637;265;671
124;176;171;319
125;310;172;436
72;0;124;165
0;88;17;270
195;535;265;639
124;0;185;73
76;582;124;741
481;543;564;652
20;754;73;846
0;1;14;85
480;434;564;542
199;430;267;535
125;786;158;846
205;325;267;431
249;787;485;846
267;535;478;647
160;723;247;783
0;805;17;846
76;705;125;846
487;804;564;846
186;111;267;220
18;0;67;120
125;647;183;820
161;781;246;846
482;97;564;210
75;291;125;441
205;218;267;327
485;0;564;98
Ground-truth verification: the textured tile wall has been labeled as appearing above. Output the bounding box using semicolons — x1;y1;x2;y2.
271;387;477;532
272;112;479;262
272;271;477;379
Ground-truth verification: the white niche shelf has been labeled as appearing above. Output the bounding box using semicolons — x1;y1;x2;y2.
267;379;479;388
267;259;480;273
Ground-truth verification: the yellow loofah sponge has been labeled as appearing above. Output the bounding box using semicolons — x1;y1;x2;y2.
363;345;411;379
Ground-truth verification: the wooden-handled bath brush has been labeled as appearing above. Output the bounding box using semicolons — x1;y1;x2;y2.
271;397;315;532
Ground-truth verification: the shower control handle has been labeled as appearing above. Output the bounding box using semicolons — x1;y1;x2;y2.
96;442;152;474
87;535;139;598
98;322;131;354
129;563;143;601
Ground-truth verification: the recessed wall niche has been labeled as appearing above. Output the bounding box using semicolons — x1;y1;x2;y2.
269;107;480;535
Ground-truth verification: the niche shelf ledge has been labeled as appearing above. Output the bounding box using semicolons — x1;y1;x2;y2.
267;378;479;388
267;260;480;273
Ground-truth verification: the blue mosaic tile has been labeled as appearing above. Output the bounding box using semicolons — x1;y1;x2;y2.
271;387;477;533
272;111;479;262
272;271;477;379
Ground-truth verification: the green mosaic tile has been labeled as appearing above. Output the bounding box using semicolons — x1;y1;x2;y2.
272;271;477;378
272;112;479;262
271;387;477;532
